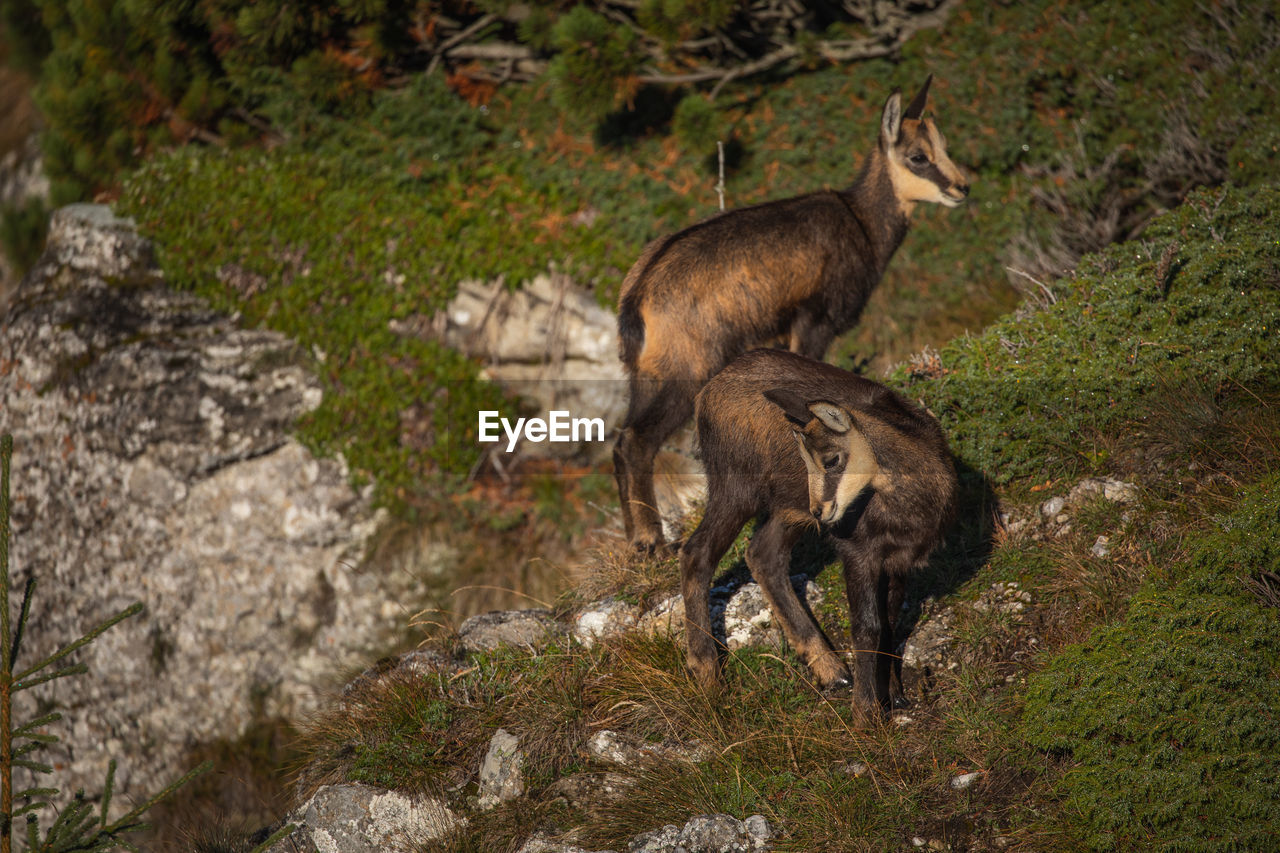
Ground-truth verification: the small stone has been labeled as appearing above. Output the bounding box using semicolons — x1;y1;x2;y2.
1090;535;1111;558
587;730;634;766
478;729;524;810
458;609;561;654
1102;479;1138;503
574;599;638;647
1040;496;1066;517
950;771;981;790
744;814;772;842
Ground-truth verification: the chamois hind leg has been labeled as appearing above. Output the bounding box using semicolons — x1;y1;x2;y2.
614;375;696;552
680;498;752;692
787;311;837;362
748;516;851;692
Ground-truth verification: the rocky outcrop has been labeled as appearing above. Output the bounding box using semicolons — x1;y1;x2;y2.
1;205;440;814
393;269;627;462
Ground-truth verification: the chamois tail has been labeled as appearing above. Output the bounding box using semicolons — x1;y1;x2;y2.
617;288;645;368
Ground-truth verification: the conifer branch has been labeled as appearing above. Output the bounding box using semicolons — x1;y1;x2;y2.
14;603;143;683
12;712;61;738
13;664;89;692
11;800;49;818
9;579;34;671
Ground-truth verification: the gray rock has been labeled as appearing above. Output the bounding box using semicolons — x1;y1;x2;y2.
575;598;640;647
1067;476;1138;505
720;577;824;651
1039;496;1065;518
628;824;682;852
44;204;155;281
587;729;635;766
1;205;440;816
478;728;525;809
459;608;563;654
949;771;982;790
395;269;626;462
629;813;772;852
636;576;824;653
585;730;708;767
266;783;463;852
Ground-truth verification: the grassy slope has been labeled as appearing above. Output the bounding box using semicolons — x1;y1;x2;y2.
286;184;1280;852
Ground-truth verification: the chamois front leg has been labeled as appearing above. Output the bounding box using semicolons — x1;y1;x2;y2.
748;516;851;692
886;572;909;709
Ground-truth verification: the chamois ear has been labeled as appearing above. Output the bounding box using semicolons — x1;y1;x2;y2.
806;401;854;435
903;74;932;121
880;89;903;148
763;388;813;429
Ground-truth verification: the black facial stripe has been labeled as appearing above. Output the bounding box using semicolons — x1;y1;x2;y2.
911;161;949;188
823;465;842;500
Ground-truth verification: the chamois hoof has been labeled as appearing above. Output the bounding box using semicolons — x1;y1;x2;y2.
820;675;855;698
629;535;674;559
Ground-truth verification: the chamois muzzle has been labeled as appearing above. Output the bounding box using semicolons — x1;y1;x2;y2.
942;181;970;207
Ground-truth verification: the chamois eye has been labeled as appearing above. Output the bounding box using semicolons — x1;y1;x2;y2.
909;152;929;166
823;455;841;471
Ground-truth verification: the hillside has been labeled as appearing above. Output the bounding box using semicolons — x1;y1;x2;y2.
2;0;1279;849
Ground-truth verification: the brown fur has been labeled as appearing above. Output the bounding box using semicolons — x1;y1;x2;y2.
614;77;968;550
681;349;957;712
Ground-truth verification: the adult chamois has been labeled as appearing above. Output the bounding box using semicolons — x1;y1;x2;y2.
614;76;968;551
682;349;956;712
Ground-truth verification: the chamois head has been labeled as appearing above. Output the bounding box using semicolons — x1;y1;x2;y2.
764;388;884;525
879;76;970;215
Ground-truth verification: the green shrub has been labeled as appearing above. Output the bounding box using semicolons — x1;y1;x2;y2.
1021;476;1280;851
547;7;643;124
671;94;725;159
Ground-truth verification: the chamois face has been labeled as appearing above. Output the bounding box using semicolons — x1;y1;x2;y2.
879;77;970;215
763;391;882;525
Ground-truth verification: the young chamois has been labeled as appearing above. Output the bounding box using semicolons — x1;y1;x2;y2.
614;76;969;551
681;349;956;711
